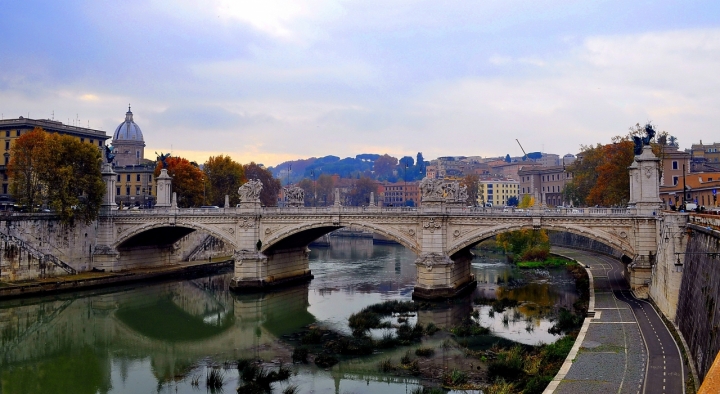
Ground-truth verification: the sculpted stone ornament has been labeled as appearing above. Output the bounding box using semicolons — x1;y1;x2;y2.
284;186;305;207
633;123;656;155
415;252;453;271
457;185;468;203
238;179;263;202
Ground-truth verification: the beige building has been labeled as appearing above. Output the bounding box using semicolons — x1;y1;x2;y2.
478;179;519;207
518;165;572;207
661;146;691;187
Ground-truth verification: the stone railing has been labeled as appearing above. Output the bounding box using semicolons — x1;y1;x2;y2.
108;205;633;217
689;213;720;233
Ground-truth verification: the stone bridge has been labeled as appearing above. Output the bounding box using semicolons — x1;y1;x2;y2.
91;146;675;299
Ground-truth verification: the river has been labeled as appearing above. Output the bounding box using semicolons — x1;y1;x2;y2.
0;238;579;393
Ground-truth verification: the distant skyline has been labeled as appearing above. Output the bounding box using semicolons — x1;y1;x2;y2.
2;1;720;166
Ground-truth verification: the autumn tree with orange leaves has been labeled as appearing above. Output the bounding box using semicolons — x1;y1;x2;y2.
563;123;666;207
154;156;204;208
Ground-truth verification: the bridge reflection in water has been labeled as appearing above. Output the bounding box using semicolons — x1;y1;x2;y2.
0;240;579;393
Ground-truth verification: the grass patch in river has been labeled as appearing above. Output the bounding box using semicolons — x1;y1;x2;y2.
515;256;572;269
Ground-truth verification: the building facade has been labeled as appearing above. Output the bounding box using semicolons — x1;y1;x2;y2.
518;165;572;207
0;117;109;204
381;181;420;207
478;179;519;207
111;108;156;208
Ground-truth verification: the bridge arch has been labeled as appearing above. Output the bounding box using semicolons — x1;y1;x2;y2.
262;220;420;254
113;221;238;250
448;222;635;258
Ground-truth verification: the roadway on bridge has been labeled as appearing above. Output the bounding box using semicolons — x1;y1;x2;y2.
550;247;684;394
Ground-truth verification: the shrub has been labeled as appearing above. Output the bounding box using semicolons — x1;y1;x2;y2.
378;358;394;372
292;347;309;363
443;369;467;386
314;353;338;368
301;328;324;344
415;347;435;357
425;322;439;335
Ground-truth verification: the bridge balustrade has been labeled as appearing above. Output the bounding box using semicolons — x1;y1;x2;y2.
105;206;633;217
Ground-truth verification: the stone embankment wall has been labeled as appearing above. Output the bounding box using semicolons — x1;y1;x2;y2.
649;213;687;321
548;230;623;258
0;215;234;282
0;215;96;281
676;223;720;382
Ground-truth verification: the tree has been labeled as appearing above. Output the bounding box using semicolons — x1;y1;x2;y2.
8;127;48;211
203;155;245;206
461;174;479;206
518;195;535;208
507;196;519;207
346;177;377;206
315;174;335;206
373;154;398;180
154;156;204;208
416;152;426;176
42;132;104;224
496;229;550;262
297;178;315;206
243;162;281;206
505;154;511;163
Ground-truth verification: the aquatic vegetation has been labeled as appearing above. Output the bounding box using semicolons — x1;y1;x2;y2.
415;347;435;357
292;347;309;363
282;385;299;394
425;322;439;335
410;387;446;394
378;357;394;372
548;307;582;335
400;350;413;365
314;353;338;368
450;318;491;337
237;362;292;393
486;377;516;394
301;328;324;344
206;368;224;390
442;369;468;386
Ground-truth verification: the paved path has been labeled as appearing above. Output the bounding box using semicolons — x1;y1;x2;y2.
549;248;684;394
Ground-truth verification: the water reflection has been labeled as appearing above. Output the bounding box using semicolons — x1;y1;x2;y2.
0;238;578;393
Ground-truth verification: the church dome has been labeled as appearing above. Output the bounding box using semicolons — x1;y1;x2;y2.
113;106;144;142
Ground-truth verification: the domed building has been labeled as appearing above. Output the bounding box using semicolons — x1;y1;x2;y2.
112;106;145;167
111;106;156;208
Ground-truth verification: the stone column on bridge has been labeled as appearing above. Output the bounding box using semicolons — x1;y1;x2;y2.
155;169;172;208
627;145;663;296
100;162;117;213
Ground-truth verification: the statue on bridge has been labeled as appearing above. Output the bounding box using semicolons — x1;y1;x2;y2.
284;186;305;207
420;177;466;203
105;145;116;164
633;123;656;155
155;152;171;169
238;179;263;203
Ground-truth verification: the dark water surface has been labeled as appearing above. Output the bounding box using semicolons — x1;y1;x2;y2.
0;238;578;393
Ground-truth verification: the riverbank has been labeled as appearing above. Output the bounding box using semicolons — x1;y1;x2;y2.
0;258;233;300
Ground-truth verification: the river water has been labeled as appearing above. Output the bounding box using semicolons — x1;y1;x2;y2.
0;238;578;394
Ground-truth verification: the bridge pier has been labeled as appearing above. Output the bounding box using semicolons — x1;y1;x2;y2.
413;249;476;299
229;247;313;291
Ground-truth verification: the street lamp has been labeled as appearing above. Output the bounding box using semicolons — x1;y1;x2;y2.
404;162;408;207
311;169;316;207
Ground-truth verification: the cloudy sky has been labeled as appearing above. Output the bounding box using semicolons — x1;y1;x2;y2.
2;1;719;166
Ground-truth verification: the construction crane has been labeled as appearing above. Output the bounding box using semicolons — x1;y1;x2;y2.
516;139;531;162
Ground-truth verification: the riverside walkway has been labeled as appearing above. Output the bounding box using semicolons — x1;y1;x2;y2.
546;247;685;394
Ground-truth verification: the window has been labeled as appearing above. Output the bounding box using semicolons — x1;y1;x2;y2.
2;184;6;194
672;161;678;170
4;141;8;151
98;141;102;147
116;187;120;195
136;186;140;195
126;187;130;195
136;151;140;158
117;175;121;182
81;138;84;143
16;130;20;137
90;139;94;144
136;174;140;182
673;176;679;186
3;157;7;165
5;131;8;137
126;174;130;182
